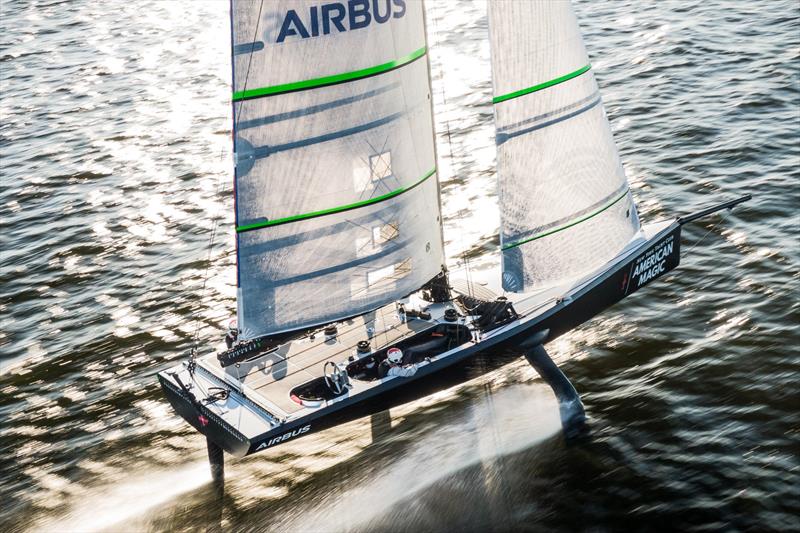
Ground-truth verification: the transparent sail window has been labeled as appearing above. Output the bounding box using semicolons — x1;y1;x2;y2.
355;221;400;258
373;222;399;245
368;258;411;287
370;151;393;182
368;264;396;286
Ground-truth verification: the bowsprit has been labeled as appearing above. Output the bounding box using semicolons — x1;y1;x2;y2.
277;0;406;43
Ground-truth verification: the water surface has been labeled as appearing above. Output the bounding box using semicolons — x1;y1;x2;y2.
1;0;798;531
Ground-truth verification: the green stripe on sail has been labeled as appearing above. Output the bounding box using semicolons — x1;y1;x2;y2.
502;187;630;250
233;46;427;101
236;167;436;233
493;64;592;104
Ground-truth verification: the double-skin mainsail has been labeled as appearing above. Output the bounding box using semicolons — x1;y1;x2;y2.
230;0;445;340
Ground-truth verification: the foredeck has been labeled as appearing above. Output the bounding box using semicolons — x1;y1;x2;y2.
199;302;433;415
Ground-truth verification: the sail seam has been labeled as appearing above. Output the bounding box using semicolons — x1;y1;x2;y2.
502;186;630;250
236;167;436;233
264;238;408;287
496;93;601;145
493;64;592;104
248;112;404;158
498;91;599;135
238;83;401;130
233;46;427;101
239;203;400;255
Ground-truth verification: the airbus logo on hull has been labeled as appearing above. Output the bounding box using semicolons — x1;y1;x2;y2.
255;424;311;450
277;0;407;43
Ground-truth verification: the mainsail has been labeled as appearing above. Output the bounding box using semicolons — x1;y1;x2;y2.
230;0;445;339
488;1;641;292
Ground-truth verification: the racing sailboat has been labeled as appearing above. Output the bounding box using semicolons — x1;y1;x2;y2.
158;0;749;485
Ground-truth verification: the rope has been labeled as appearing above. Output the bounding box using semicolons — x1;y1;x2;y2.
233;0;265;129
429;3;474;298
189;0;266;363
189;178;224;360
683;208;731;257
202;387;230;405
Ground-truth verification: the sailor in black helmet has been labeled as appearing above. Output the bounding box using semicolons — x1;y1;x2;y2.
378;347;418;378
224;318;238;349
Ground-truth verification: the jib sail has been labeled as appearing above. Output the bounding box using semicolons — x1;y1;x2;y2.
230;0;444;339
488;1;641;292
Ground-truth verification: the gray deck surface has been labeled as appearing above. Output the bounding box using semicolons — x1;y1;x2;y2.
202;303;432;414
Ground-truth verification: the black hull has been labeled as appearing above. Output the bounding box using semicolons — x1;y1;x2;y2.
159;223;682;457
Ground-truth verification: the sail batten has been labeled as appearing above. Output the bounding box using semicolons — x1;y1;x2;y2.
496;91;601;145
502;184;631;250
488;1;640;292
493;64;592;104
233;46;428;101
236;167;435;232
231;0;444;339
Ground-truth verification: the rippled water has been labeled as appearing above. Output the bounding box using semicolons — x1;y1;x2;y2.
1;1;798;531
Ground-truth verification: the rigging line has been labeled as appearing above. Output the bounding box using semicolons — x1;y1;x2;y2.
430;4;473;297
189;153;230;358
683;208;731;257
190;1;265;359
234;0;266;129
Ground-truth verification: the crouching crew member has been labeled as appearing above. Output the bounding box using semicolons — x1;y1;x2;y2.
379;347;418;378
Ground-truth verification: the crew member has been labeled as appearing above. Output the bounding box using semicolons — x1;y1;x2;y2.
378;347;418;378
224;319;238;349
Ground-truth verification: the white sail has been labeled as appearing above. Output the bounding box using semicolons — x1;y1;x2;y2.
231;0;444;339
488;1;640;292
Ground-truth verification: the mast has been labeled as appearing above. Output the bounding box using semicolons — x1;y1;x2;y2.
229;0;446;339
421;0;447;277
488;1;641;292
